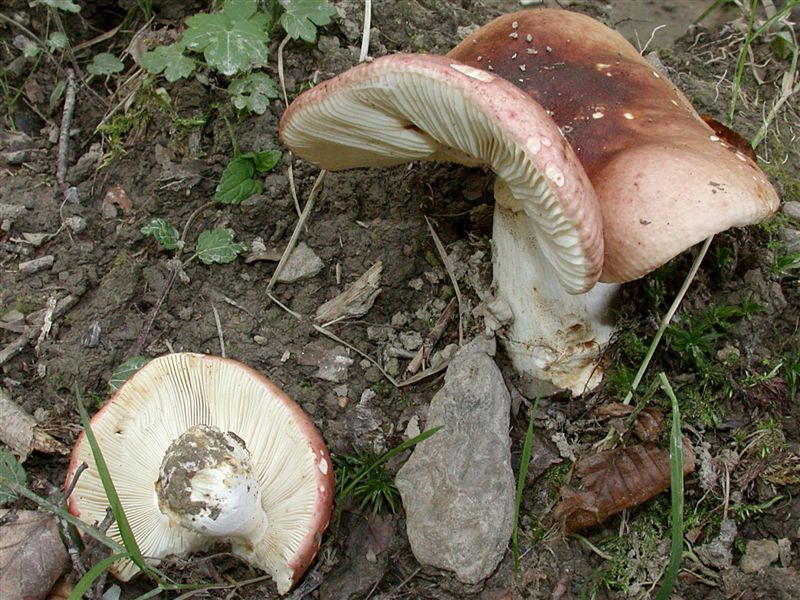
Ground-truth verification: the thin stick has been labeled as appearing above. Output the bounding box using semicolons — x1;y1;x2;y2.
266;170;327;292
211;301;225;358
359;0;372;62
622;236;713;405
56;69;77;185
425;217;463;345
0;294;79;366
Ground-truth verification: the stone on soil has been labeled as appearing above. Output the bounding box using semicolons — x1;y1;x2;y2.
395;339;515;584
740;539;780;573
275;241;323;283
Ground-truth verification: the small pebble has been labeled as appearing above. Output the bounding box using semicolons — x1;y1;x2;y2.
740;539;780;573
19;255;54;273
782;201;800;222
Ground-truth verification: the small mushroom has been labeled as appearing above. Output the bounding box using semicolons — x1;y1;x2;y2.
279;9;780;395
65;353;333;595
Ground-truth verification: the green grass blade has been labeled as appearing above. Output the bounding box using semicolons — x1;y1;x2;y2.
339;426;442;500
68;553;130;600
133;587;167;600
654;373;685;600
75;388;152;574
512;395;539;573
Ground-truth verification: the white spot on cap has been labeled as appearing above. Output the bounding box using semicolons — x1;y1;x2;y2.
709;135;720;141
450;63;494;82
546;164;565;187
595;63;611;70
519;64;526;72
509;32;519;39
319;457;329;474
526;137;542;155
526;34;533;42
624;112;635;120
671;99;679;106
511;20;518;29
592;111;605;119
541;137;552;147
653;71;661;78
736;153;747;162
526;48;538;55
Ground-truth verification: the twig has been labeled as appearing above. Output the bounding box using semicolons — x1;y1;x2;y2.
56;69;77;185
425;217;463;345
622;236;713;405
266;170;327;292
211;301;225;358
0;294;79;366
64;462;88;500
407;297;455;374
360;0;372;62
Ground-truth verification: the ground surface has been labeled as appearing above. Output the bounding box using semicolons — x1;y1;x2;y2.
1;0;799;599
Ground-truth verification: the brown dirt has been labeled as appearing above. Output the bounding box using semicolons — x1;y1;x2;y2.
1;0;798;599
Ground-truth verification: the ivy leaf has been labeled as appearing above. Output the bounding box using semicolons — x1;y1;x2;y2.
279;0;337;43
109;356;150;390
87;52;124;76
141;218;183;251
242;149;282;173
215;156;263;204
228;72;279;114
47;32;68;51
138;43;196;82
183;0;270;76
35;0;81;13
195;229;247;265
0;449;27;507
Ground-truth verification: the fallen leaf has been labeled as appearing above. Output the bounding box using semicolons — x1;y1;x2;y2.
364;513;395;561
315;262;383;323
633;407;665;443
552;442;695;533
102;185;133;216
0;510;70;600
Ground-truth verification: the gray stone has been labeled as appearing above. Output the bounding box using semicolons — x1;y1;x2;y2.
275;241;323;283
782;200;800;222
740;539;780;573
395;342;515;584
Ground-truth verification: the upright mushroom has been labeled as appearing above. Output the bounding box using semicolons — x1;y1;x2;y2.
279;9;780;395
65;353;333;595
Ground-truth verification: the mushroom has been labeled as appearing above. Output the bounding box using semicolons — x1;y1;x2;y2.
447;8;780;283
278;9;780;395
65;353;333;595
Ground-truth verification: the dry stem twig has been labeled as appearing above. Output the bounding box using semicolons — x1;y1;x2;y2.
425;217;463;345
56;69;77;185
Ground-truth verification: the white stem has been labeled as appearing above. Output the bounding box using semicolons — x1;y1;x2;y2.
491;203;620;396
157;425;268;542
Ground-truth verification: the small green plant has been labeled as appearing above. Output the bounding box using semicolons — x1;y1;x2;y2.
334;427;441;517
512;397;538;572
138;0;336;114
0;449;27;507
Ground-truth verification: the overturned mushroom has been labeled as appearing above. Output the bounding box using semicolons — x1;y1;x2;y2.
279;9;780;395
65;353;333;595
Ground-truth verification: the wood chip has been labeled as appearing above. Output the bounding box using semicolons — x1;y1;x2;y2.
0;388;69;461
314;261;383;323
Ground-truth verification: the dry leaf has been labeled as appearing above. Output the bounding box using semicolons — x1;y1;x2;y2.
0;388;69;461
102;185;133;216
552;442;696;533
315;262;383;323
592;402;634;419
633;407;665;443
0;510;70;600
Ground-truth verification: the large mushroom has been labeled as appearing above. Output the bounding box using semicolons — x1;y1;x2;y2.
279;9;780;395
65;353;333;595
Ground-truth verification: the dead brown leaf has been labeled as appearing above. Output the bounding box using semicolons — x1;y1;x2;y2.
102;185;133;216
0;510;70;600
552;442;696;533
592;403;665;442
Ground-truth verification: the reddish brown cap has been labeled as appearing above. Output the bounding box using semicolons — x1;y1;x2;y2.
448;9;780;282
279;53;604;294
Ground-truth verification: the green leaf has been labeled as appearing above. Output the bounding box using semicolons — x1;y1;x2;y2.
0;449;27;507
228;72;279;114
183;0;270;76
138;44;196;82
279;0;336;42
215;156;263;204
47;32;68;51
512;395;539;572
241;149;282;173
109;356;150;390
35;0;81;13
195;229;247;265
87;52;124;76
141;218;182;251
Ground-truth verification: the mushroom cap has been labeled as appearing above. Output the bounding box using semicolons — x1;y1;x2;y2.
65;353;333;594
279;53;604;294
448;8;780;282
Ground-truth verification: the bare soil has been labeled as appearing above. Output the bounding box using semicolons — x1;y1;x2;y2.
1;1;799;599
